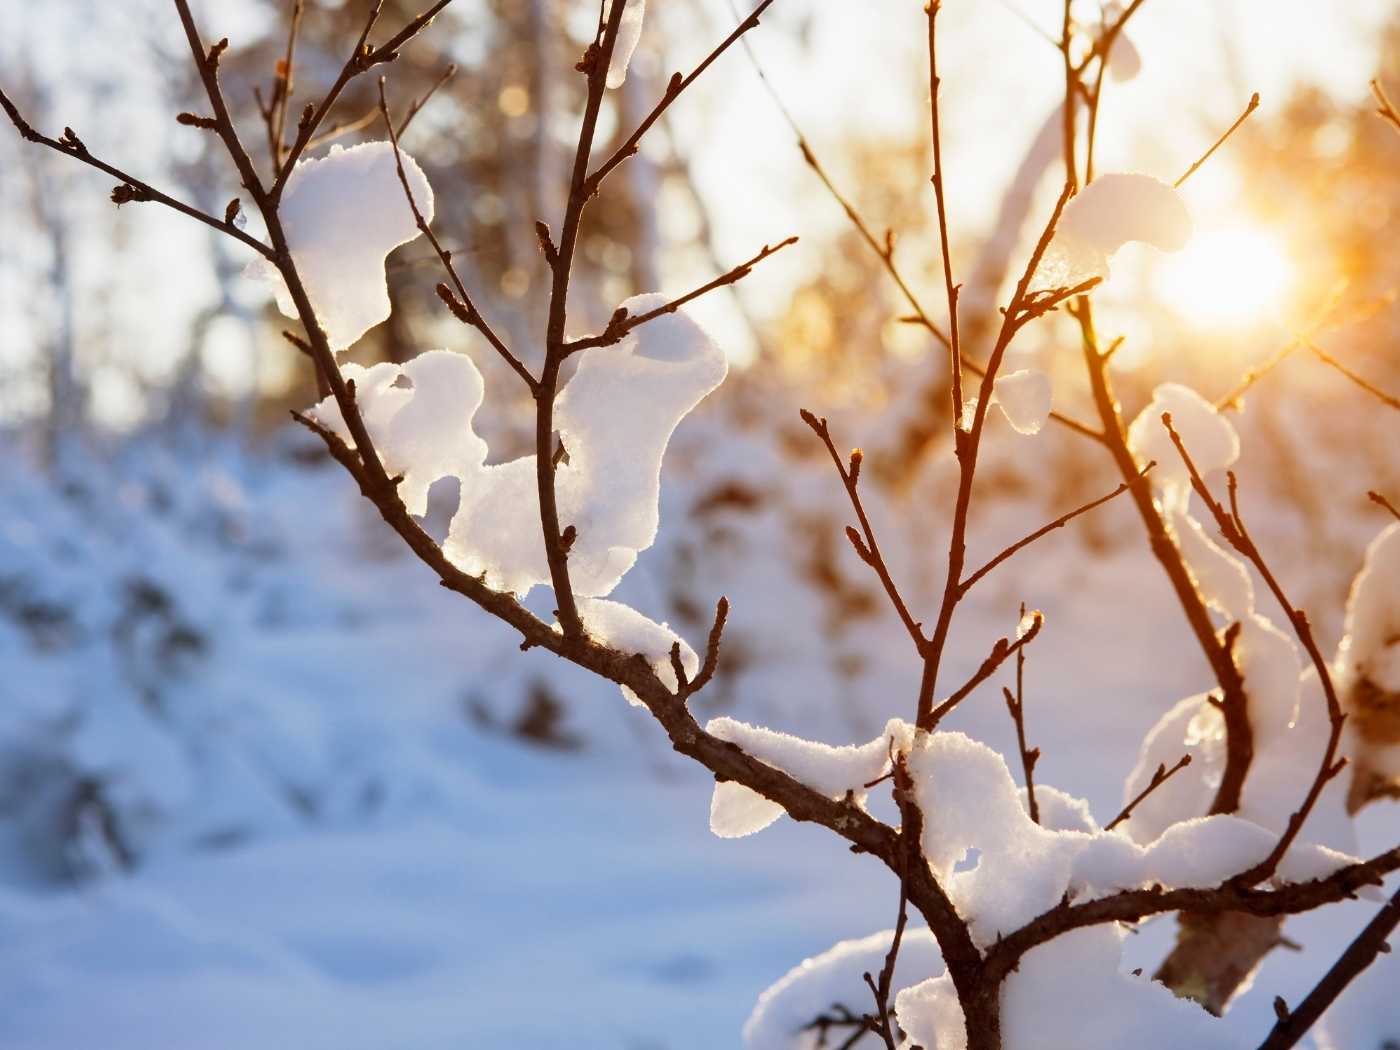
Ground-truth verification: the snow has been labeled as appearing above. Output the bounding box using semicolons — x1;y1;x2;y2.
992;369;1052;436
245;142;433;352
1337;522;1400;797
743;928;942;1050
605;0;647;89
1127;382;1240;512
574;596;697;707
446;296;727;597
896;925;1237;1050
704;718;906;838
0;410;1391;1050
909;731;1358;945
1037;173;1191;287
1100;4;1143;83
310;350;488;517
1170;507;1254;618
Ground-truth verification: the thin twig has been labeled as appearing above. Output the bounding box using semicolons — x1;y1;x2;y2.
1003;603;1040;824
0;88;273;258
1104;755;1192;832
915;182;1080;730
1255;885;1400;1050
958;462;1153;595
1161;416;1348;886
801;410;924;651
378;78;534;391
1369;491;1400;522
926;1;964;430
1372;78;1400;135
926;612;1044;730
1306;341;1400;411
1175;93;1259;188
584;0;778;197
562;237;798;355
272;0;456;201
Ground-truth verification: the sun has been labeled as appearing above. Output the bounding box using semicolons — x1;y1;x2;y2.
1154;227;1295;328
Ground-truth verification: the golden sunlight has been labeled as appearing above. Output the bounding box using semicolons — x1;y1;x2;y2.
1154;227;1295;328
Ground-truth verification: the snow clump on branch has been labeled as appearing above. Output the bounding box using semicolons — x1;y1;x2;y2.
604;0;647;89
246;141;433;352
446;294;728;597
1037;172;1191;288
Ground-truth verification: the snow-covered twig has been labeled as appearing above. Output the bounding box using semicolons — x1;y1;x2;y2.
1160;415;1349;887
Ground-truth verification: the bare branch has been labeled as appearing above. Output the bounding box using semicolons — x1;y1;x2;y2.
0;86;273;258
1369;490;1400;522
563;237;799;356
926;612;1044;730
378;78;534;391
801;410;925;651
584;0;778;197
959;462;1153;595
1255;885;1400;1050
273;0;456;201
1104;754;1192;833
1161;415;1348;886
1174;92;1260;188
926;0;965;430
1306;341;1400;411
1003;603;1040;824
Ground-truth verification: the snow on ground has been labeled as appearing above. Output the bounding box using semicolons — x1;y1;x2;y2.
0;423;1394;1049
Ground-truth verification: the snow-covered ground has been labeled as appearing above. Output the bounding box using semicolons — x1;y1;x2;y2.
0;425;1395;1049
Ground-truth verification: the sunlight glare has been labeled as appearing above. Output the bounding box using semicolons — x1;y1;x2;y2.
1155;227;1294;328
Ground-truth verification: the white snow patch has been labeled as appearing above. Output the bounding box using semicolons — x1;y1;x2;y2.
992;370;1052;436
446;295;727;597
743;928;942;1050
1037;173;1191;287
704;718;908;838
895;925;1236;1050
573;597;697;708
247;142;433;352
1127;382;1239;513
605;0;647;89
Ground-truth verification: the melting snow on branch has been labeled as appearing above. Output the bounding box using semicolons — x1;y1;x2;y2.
992;369;1052;436
446;295;727;597
1127;382;1239;514
896;926;1236;1050
308;350;487;517
605;0;647;89
1036;173;1191;288
743;928;942;1050
572;597;697;708
248;142;434;351
704;718;907;838
1337;522;1400;807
